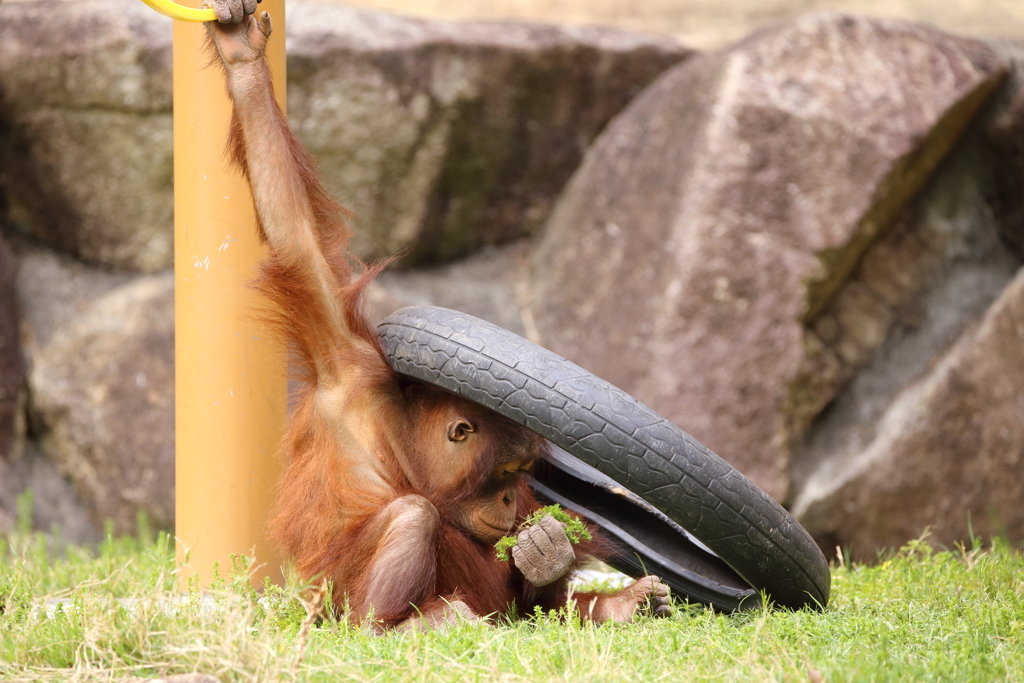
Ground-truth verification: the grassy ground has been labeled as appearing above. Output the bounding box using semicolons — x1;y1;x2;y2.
2;510;1022;683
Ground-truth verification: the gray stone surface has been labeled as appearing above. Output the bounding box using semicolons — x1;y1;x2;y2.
787;45;1024;556
0;0;174;272
529;13;1007;501
0;232;22;462
0;443;103;545
4;243;158;543
15;243;137;353
794;265;1024;559
789;108;1024;504
0;0;688;272
367;240;530;334
287;1;691;266
28;271;175;535
984;41;1024;260
0;239;107;545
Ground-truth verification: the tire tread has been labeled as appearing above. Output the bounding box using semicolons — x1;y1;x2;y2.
378;306;829;609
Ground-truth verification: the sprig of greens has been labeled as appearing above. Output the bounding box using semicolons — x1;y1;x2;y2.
494;504;592;561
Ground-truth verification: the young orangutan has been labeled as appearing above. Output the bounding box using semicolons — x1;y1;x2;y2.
204;0;670;630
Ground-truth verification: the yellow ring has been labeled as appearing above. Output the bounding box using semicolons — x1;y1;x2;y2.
138;0;216;22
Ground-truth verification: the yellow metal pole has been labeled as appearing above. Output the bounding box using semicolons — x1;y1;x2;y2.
173;0;288;588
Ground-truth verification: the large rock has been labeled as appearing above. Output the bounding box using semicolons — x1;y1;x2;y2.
288;2;691;265
5;243;158;541
0;232;22;462
785;51;1024;556
984;42;1024;260
0;442;103;545
367;241;530;334
15;244;137;354
0;0;688;272
0;239;107;544
28;269;175;535
529;13;1008;501
793;265;1024;558
787;111;1023;558
0;0;174;272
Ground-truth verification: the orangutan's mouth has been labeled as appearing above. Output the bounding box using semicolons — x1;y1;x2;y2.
481;519;514;537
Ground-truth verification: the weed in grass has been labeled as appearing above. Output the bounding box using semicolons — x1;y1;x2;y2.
1;522;1022;682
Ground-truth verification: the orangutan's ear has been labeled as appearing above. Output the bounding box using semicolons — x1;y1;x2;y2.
447;418;477;442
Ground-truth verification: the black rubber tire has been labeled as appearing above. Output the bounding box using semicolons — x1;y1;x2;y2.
378;306;830;610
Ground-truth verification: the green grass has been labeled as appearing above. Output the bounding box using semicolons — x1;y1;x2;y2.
1;520;1022;683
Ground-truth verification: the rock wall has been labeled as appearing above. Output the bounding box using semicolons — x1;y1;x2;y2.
0;0;686;538
27;261;175;535
0;0;688;272
789;42;1024;558
383;24;1024;560
0;233;21;465
527;13;1008;502
0;0;175;273
288;3;690;265
794;266;1024;557
0;1;1022;560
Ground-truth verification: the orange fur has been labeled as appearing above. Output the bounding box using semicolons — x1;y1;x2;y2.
207;15;657;628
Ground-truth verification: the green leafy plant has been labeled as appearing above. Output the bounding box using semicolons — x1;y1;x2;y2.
495;504;592;561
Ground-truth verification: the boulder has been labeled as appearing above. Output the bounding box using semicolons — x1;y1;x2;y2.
785;51;1024;556
287;3;691;265
28;270;175;535
0;232;22;461
984;42;1024;260
793;265;1024;559
15;244;137;354
0;240;108;544
0;443;103;545
366;241;530;334
529;13;1008;501
0;0;174;272
0;0;689;272
788;146;1023;558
